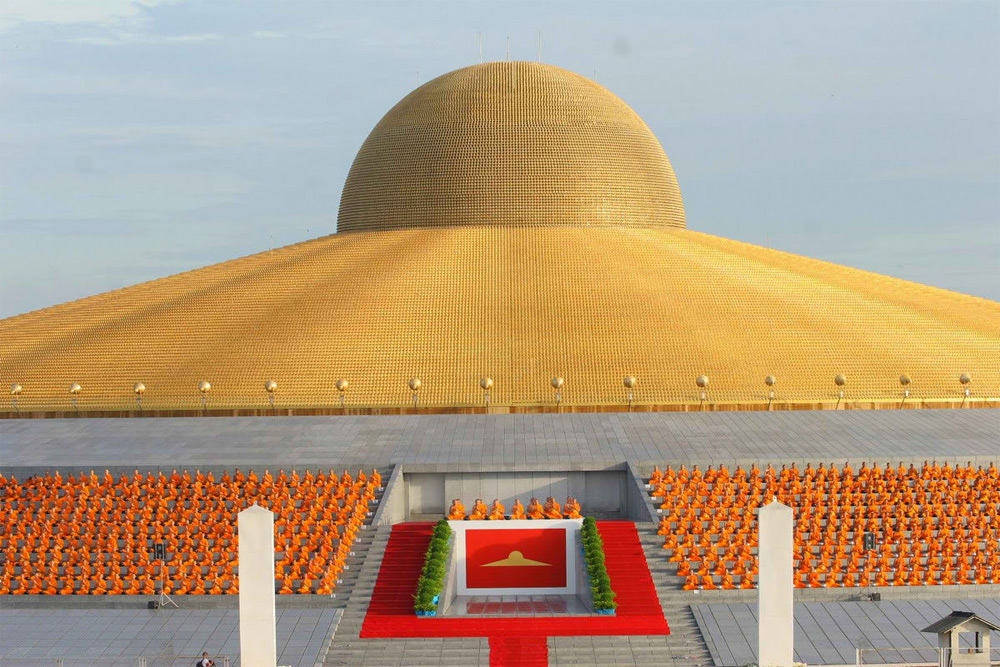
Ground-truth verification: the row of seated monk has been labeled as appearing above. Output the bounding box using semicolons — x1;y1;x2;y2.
0;468;382;595
447;496;582;520
681;564;1000;590
2;571;340;595
649;461;1000;487
0;468;382;490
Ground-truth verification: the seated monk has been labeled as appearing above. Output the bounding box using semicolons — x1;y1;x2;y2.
564;497;582;519
488;499;505;520
446;499;466;520
509;499;526;520
739;573;755;589
682;574;699;590
468;499;489;520
543;497;562;519
526;498;545;520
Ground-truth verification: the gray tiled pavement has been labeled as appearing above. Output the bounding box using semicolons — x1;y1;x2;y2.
0;608;339;666
2;410;998;470
692;599;1000;666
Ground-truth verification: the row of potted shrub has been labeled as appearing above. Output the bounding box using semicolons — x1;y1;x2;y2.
581;516;617;614
414;519;452;616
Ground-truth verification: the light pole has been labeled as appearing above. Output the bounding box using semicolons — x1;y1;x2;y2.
696;375;709;407
69;383;82;413
835;374;846;409
199;381;211;413
264;380;278;409
960;373;971;406
765;375;776;409
133;382;145;412
899;374;910;407
408;378;421;409
10;384;22;414
551;376;564;407
336;379;348;410
480;377;493;407
623;375;636;410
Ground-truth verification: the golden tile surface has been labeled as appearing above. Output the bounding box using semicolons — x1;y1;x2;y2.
337;62;685;233
1;226;997;412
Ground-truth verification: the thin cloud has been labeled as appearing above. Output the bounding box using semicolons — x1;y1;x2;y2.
72;32;222;46
0;0;174;31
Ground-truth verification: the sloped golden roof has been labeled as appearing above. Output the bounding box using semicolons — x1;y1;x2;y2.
1;226;997;413
337;62;685;233
1;62;997;414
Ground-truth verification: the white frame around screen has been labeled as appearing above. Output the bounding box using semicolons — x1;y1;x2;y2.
448;518;582;596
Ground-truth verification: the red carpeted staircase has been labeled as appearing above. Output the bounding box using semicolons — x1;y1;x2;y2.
361;520;669;665
489;636;549;666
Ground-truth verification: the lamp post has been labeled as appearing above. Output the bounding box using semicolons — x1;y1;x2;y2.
765;375;776;409
899;374;911;407
623;375;636;410
479;377;493;407
408;378;421;409
264;380;278;409
551;376;564;407
960;373;971;406
696;375;709;407
69;383;82;412
199;381;211;413
10;384;22;414
335;379;348;410
133;382;145;412
834;374;846;409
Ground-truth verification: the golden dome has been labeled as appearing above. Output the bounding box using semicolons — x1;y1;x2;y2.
1;63;999;415
337;62;685;233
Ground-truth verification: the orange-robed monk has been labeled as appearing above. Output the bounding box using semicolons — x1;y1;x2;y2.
564;496;582;519
447;499;466;520
469;498;489;520
509;499;526;520
526;497;545;519
543;496;562;519
488;499;505;520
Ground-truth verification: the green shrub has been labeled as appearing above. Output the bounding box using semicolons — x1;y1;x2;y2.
413;519;452;614
579;517;617;611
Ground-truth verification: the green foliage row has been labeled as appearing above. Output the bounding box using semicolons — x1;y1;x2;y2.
414;519;452;613
581;516;617;611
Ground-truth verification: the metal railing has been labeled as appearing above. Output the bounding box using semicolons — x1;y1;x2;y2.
856;646;1000;666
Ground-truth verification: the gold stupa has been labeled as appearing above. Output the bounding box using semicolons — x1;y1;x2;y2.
1;62;998;415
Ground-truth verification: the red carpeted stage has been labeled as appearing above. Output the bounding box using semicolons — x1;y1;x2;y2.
361;521;669;664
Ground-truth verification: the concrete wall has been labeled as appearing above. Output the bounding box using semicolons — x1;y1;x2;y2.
403;468;629;519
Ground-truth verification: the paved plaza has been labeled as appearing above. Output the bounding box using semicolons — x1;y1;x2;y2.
2;410;998;471
0;608;339;666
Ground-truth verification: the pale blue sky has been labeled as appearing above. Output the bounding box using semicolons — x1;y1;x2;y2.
1;1;998;317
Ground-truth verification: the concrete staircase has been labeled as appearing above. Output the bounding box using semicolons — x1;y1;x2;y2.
323;525;489;666
638;524;716;666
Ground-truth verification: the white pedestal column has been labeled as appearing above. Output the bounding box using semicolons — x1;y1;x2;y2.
238;504;276;667
758;500;793;667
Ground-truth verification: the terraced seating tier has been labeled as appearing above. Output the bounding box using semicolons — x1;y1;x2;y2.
650;461;1000;590
0;468;382;595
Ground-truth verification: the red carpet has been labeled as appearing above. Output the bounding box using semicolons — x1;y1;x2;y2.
360;520;669;664
490;636;548;666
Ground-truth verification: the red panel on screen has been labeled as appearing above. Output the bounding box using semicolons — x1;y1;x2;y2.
466;528;567;589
